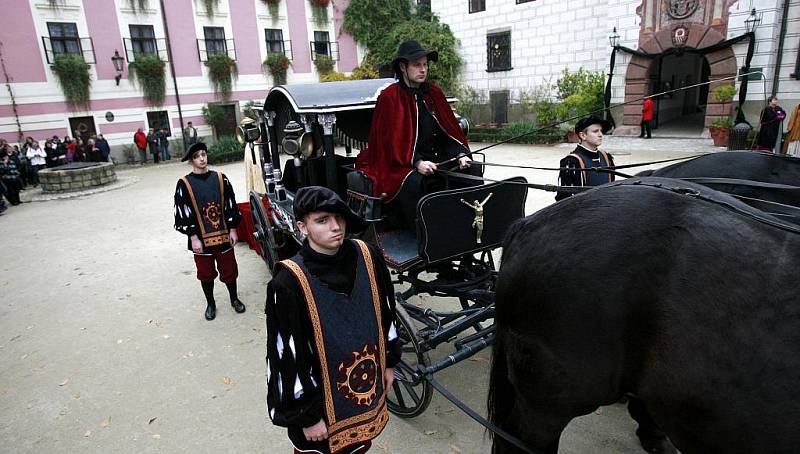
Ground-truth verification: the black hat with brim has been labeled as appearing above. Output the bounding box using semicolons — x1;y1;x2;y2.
574;116;613;135
181;142;207;162
293;186;367;234
392;40;438;77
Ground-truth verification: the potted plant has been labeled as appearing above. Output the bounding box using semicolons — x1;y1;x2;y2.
313;54;334;78
128;53;166;105
263;53;290;86
709;116;734;147
202;103;227;138
206;53;238;99
51;54;91;107
309;0;329;26
261;0;280;20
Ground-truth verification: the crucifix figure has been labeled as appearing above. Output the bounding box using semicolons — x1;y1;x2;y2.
461;193;493;243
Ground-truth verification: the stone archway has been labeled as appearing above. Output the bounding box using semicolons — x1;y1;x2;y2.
619;24;738;136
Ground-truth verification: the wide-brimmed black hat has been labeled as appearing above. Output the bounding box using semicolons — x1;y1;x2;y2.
392;40;438;77
293;186;366;234
181;142;207;162
574;116;613;134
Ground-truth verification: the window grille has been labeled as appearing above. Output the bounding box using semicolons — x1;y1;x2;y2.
204;27;227;57
265;29;285;55
48;22;81;56
129;25;156;55
487;31;512;72
312;31;330;58
469;0;485;13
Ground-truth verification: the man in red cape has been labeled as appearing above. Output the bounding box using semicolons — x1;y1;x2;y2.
355;40;480;229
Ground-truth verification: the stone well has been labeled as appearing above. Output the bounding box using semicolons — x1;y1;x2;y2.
39;162;117;193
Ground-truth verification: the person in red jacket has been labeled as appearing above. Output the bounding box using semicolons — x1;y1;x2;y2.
640;96;654;139
133;128;148;164
355;40;480;230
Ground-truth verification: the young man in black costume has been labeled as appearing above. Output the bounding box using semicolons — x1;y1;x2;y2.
173;142;245;320
555;116;616;201
266;186;400;454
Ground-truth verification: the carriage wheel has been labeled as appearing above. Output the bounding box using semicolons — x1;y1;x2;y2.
249;191;279;270
387;305;433;418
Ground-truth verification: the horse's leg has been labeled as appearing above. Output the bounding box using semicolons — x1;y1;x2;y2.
628;397;676;454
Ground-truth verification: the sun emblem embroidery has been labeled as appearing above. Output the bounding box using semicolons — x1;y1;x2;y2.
336;343;379;407
202;201;222;229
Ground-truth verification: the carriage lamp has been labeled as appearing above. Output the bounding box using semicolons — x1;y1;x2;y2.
236;117;260;144
744;8;761;34
111;50;125;86
608;27;620;48
282;120;315;158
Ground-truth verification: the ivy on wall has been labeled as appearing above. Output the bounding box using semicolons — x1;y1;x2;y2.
128;54;166;105
264;53;290;86
206;53;238;99
51;54;92;107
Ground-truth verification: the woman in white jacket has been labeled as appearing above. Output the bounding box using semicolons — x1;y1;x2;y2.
25;138;47;187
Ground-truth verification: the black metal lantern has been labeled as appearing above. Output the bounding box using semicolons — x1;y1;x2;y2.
608;27;620;48
111;50;125;85
744;8;761;34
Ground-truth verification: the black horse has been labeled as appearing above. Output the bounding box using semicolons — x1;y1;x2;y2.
637;152;800;216
489;177;800;454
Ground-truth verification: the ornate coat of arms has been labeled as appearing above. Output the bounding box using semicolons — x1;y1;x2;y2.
667;0;699;19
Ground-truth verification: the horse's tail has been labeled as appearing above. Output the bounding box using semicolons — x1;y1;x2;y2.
488;332;515;453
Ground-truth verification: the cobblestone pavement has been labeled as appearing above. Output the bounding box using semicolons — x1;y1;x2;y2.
0;141;707;453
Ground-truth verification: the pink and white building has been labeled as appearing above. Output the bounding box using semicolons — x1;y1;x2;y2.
0;0;362;161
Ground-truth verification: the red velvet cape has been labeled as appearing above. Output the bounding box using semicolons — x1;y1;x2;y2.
642;98;654;121
355;82;468;201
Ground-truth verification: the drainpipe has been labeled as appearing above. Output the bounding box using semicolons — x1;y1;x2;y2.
159;0;187;152
771;0;790;96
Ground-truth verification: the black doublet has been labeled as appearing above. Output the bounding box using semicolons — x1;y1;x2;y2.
266;240;400;453
556;144;615;201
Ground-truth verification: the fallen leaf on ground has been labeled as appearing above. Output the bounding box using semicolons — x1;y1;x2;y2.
83;430;91;438
376;442;388;451
148;417;157;424
152;434;161;439
162;334;170;339
223;376;232;385
450;445;463;453
101;416;111;427
59;378;70;386
424;430;437;436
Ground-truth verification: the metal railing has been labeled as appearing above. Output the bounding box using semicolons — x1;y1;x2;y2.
309;41;339;61
196;38;237;62
41;36;96;64
123;37;170;62
266;40;293;60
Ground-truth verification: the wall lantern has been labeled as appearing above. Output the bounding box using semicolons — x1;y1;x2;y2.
111;50;125;86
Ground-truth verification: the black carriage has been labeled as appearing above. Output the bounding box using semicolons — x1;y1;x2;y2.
242;78;528;417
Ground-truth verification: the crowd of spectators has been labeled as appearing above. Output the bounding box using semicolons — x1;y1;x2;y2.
0;134;114;215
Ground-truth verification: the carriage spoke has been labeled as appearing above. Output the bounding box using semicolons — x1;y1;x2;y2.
392;381;406;408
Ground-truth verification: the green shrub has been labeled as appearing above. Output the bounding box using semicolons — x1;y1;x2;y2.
350;63;378;80
453;85;484;120
202;104;227;132
309;0;329;26
128;53;166;105
202;0;219;16
320;71;349;82
206;53;238;99
468;123;562;145
710;117;734;129
51;54;91;106
207;135;244;164
314;54;335;76
264;53;290;85
712;84;737;103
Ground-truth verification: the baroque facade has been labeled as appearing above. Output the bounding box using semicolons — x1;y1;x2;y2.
0;0;361;160
434;0;800;135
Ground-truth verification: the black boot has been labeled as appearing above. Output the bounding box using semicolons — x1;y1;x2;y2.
201;281;216;321
226;281;246;314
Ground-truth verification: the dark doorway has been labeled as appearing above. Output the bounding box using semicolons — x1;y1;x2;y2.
214;104;238;138
69;116;96;142
652;53;709;134
490;90;509;125
146;110;172;137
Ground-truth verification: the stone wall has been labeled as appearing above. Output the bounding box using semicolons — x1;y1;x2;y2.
39;163;117;193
